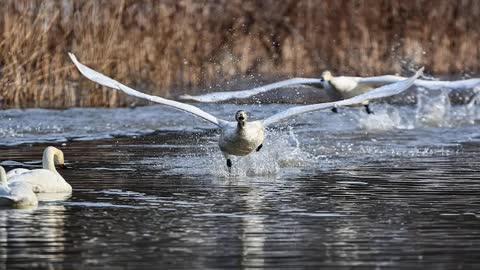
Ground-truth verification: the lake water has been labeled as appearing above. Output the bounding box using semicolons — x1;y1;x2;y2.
1;89;480;269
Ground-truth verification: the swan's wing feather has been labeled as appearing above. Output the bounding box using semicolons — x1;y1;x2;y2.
179;78;323;102
6;168;30;179
263;67;424;126
357;75;405;84
413;78;480;90
359;75;480;90
69;53;227;127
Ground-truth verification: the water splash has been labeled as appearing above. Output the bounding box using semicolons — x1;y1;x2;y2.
415;89;452;127
357;106;414;131
206;128;321;177
356;87;480;131
148;128;320;178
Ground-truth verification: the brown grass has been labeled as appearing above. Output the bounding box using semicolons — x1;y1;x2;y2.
0;0;479;108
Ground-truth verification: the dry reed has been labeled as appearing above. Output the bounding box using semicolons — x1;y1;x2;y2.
0;0;479;108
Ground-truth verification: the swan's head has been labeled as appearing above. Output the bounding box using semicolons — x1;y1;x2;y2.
0;166;6;185
321;70;333;82
319;70;333;89
235;110;248;125
55;152;66;169
43;146;66;169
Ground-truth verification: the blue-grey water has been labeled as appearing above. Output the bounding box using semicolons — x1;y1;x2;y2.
1;89;480;269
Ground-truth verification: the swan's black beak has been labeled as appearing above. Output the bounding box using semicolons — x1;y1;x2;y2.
238;116;245;121
58;164;67;169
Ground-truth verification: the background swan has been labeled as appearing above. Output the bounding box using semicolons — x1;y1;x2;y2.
0;166;38;208
8;147;72;193
179;71;480;112
69;52;422;170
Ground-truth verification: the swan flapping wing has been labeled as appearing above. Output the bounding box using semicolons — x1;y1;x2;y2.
357;75;480;90
179;78;323;103
262;67;424;126
69;53;227;127
180;74;480;104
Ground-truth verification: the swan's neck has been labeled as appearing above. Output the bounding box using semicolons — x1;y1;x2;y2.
0;167;7;185
326;80;335;89
237;121;245;129
43;149;58;173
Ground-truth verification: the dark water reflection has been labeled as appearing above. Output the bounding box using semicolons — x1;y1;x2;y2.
1;127;480;269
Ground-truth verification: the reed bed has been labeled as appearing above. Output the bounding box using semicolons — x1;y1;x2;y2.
0;0;479;108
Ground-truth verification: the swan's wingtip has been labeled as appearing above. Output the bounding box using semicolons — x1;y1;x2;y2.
416;66;425;76
68;52;79;65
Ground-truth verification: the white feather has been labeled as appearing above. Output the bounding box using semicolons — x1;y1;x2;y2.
69;53;227;128
179;78;323;102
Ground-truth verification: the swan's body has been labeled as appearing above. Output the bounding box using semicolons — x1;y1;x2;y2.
6;168;30;178
0;166;38;208
319;71;377;113
8;147;72;193
219;120;265;157
179;72;480;108
69;52;422;170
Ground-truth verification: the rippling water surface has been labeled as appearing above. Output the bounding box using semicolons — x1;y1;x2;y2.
1;90;480;269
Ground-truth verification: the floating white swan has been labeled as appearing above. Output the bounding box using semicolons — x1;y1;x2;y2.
179;71;480;114
0;166;38;208
8;147;72;193
69;53;422;170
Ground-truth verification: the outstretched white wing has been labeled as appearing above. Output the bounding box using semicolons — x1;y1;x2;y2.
69;53;228;127
179;78;323;102
262;67;424;126
180;73;479;103
356;75;480;90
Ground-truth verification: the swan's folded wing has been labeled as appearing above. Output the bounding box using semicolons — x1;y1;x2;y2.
262;67;424;126
6;168;30;179
69;53;227;127
358;75;480;90
179;78;323;102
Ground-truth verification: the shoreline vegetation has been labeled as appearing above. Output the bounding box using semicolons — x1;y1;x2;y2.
0;0;479;108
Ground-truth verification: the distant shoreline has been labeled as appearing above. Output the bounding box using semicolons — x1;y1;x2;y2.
1;0;479;108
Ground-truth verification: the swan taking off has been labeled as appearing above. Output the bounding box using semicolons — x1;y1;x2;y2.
0;166;38;208
180;71;480;114
69;53;422;170
8;146;72;193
